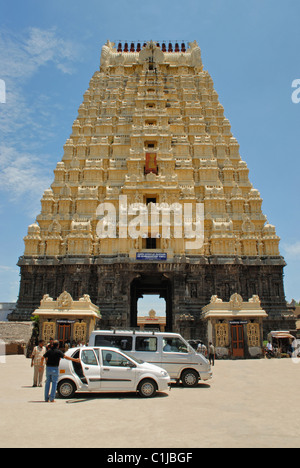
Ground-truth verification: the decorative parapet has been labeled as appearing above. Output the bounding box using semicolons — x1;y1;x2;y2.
35;291;101;318
100;40;203;70
202;293;268;320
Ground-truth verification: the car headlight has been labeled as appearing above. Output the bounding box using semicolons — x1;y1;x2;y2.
160;370;169;377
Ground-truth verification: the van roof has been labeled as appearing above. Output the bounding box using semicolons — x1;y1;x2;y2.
90;330;181;337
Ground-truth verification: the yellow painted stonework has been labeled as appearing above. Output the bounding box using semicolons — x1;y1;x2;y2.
24;41;280;259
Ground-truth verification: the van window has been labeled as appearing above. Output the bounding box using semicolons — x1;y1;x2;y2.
163;338;189;353
102;350;132;367
136;337;157;352
94;335;133;351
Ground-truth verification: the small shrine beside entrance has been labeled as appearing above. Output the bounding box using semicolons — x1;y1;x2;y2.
201;294;267;359
137;309;166;332
33;292;101;347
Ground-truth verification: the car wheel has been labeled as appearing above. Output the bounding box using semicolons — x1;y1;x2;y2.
57;380;77;399
181;369;199;387
138;379;157;398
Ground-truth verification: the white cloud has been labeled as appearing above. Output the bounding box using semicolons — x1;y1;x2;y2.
0;27;79;138
0;27;80;213
282;241;300;259
0;145;52;214
0;265;18;273
0;27;79;81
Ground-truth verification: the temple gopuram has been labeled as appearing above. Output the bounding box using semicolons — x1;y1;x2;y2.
10;40;295;353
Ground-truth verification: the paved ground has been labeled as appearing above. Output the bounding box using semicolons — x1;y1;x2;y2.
0;355;299;448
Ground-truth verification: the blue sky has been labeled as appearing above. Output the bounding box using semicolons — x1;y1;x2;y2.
0;0;299;304
138;296;166;317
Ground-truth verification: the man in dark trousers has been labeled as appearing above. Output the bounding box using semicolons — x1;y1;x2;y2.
41;341;80;402
208;342;215;366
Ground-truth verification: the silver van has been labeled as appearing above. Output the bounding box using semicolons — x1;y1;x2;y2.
89;330;212;386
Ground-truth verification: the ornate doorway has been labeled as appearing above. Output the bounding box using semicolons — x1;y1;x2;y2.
58;323;71;347
231;324;245;358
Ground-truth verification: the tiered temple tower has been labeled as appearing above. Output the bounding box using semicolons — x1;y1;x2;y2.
11;40;295;338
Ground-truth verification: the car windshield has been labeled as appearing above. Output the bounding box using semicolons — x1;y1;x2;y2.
163;337;194;354
122;351;144;364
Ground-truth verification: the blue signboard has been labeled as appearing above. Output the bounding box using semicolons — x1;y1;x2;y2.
136;252;167;261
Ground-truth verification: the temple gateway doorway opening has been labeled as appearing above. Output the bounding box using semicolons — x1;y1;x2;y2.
130;275;172;331
138;294;166;331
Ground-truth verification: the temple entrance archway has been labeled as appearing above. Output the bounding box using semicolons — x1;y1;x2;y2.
130;274;173;331
138;295;166;331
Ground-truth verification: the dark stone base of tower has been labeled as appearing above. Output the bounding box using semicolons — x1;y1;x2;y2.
10;255;295;339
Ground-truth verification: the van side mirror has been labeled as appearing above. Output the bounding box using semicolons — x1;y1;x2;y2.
127;361;136;368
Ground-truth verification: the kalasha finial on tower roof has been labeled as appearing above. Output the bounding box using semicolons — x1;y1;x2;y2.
106;40;191;53
100;40;202;70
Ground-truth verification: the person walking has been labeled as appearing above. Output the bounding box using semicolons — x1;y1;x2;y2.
40;340;80;402
208;342;215;366
31;340;46;387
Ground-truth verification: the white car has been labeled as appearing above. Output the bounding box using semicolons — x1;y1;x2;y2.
57;346;171;399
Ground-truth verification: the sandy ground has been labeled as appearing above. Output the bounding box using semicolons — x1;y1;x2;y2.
0;355;299;448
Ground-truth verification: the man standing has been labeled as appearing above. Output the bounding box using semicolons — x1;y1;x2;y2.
31;340;46;387
208;342;215;367
40;341;80;402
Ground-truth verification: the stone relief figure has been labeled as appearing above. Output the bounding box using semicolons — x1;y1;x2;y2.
139;41;164;65
79;294;92;303
48;219;62;234
249;295;261;304
57;291;73;309
229;293;243;310
242;216;255;233
105;283;113;298
134;237;141;250
210;295;223;304
189;41;202;69
41;294;53;305
100;40;115;69
190;283;198;298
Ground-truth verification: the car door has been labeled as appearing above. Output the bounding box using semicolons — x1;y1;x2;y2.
100;349;137;392
79;348;101;391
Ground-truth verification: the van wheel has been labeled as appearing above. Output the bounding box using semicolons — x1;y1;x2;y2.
138;379;157;398
57;380;77;399
181;370;199;387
